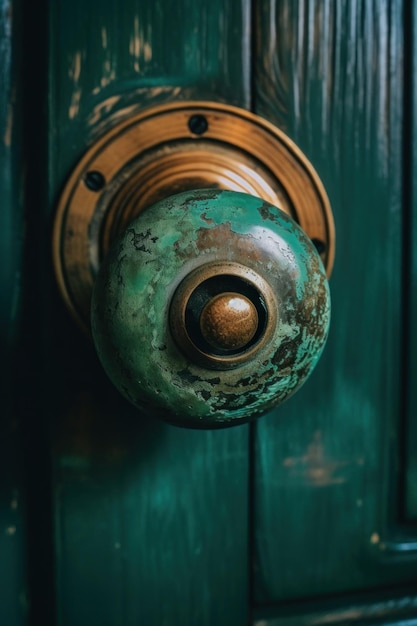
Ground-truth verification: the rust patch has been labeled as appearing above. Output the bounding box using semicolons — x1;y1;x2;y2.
195;224;263;263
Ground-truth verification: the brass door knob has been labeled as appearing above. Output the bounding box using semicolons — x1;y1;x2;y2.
53;102;334;428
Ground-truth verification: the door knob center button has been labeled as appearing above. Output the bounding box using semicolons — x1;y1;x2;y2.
169;261;276;370
199;292;259;352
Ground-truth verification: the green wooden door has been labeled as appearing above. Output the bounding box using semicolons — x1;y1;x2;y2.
2;0;417;624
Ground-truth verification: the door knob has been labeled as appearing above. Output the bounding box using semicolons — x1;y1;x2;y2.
53;102;335;428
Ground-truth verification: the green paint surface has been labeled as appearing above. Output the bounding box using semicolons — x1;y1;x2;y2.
405;0;417;521
253;0;417;609
47;1;251;625
91;190;330;427
5;0;417;624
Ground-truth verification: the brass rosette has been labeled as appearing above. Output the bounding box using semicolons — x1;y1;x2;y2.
53;101;335;331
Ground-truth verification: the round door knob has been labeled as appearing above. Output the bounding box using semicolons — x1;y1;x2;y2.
199;293;258;351
53;102;335;429
91;189;330;428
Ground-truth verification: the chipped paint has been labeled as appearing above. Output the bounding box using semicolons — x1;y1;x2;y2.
144;41;152;62
129;15;152;72
87;94;122;126
87;86;185;134
132;15;140;72
100;58;115;88
3;101;12;146
101;26;108;49
68;51;82;119
69;89;81;120
92;190;330;427
69;50;82;82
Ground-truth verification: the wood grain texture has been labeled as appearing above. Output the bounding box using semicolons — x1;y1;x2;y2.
54;390;248;625
46;1;251;624
253;0;417;603
404;0;417;520
49;0;251;178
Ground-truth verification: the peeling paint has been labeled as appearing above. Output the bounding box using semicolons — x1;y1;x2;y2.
129;15;152;72
144;41;152;62
101;26;108;49
69;50;82;82
100;58;115;88
68;51;82;119
87;94;122;126
68;89;81;120
131;15;141;72
3;101;12;146
92;190;330;427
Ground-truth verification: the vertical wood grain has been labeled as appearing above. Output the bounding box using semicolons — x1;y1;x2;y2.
404;0;417;520
45;1;251;625
253;0;412;603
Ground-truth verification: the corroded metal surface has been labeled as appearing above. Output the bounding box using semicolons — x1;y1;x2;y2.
199;293;258;351
53;101;334;332
91;189;331;428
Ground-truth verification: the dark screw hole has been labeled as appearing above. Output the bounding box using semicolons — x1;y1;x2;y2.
84;170;106;192
188;114;208;136
312;238;327;255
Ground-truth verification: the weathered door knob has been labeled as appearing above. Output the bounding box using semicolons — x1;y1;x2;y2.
53;102;335;428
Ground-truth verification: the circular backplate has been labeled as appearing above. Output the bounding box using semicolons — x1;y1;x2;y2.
53;101;335;331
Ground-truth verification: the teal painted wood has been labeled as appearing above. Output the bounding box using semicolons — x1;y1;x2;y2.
404;0;417;520
49;0;251;179
253;0;416;604
47;1;251;624
0;0;27;624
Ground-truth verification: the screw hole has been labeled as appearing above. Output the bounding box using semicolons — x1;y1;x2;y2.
188;114;208;136
312;238;327;255
84;170;106;192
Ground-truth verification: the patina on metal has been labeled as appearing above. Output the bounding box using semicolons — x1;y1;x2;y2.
53;101;335;333
91;189;331;428
199;293;258;352
169;260;277;371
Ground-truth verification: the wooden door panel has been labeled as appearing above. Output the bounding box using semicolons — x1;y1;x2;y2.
253;0;417;606
405;0;417;521
4;0;417;624
45;1;251;624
